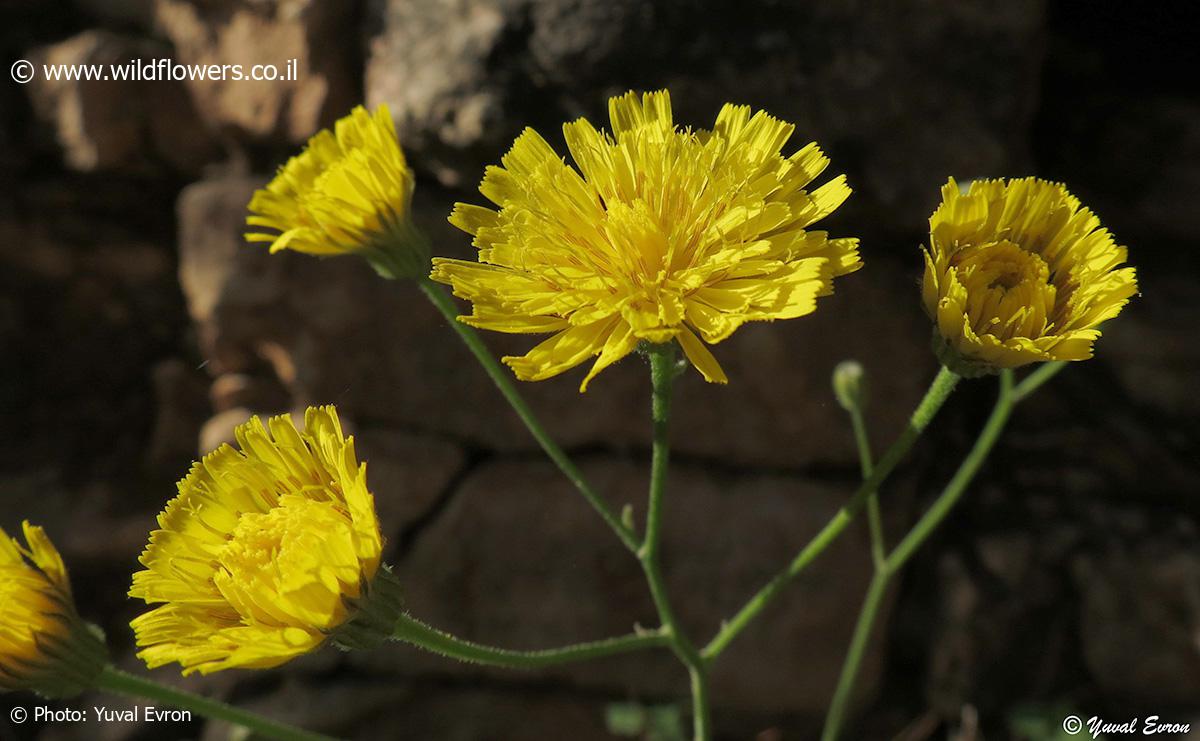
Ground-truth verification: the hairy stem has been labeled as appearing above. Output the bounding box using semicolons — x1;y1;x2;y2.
820;570;890;741
848;401;884;568
886;370;1015;572
821;369;1023;740
393;614;671;668
1012;360;1066;403
95;666;335;741
419;278;638;552
702;366;961;660
642;344;711;741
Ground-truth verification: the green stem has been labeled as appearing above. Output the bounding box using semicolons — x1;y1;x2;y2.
641;343;679;621
820;570;890;741
885;370;1015;573
848;403;884;568
821;369;1020;740
642;343;711;741
702;366;961;660
418;278;639;553
94;666;335;741
393;614;670;668
688;663;712;741
1012;360;1066;403
848;400;875;481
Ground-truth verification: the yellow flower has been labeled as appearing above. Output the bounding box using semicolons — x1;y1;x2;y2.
1;522;107;697
245;105;429;279
129;406;390;675
922;178;1138;375
431;90;861;390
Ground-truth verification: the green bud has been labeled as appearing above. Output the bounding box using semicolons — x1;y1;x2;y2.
331;565;406;652
361;218;433;281
832;360;868;412
931;332;999;378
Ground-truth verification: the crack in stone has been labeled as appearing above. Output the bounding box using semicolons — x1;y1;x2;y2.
390;444;492;563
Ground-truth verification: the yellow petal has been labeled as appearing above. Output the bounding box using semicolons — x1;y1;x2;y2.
677;326;728;384
503;320;615;381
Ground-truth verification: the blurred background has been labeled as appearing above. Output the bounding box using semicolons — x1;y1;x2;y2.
1;0;1197;739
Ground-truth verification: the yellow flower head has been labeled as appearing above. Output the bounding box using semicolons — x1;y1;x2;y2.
245;105;429;279
922;177;1138;375
129;406;388;675
1;522;107;697
431;90;861;390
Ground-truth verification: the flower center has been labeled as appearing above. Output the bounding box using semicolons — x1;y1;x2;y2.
213;495;363;630
951;240;1058;340
219;508;294;580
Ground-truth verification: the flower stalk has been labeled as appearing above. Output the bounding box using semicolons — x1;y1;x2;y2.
819;569;890;741
702;366;961;660
391;615;670;669
885;370;1016;572
834;361;884;567
821;366;1053;740
642;343;711;741
1012;360;1067;403
417;277;640;553
94;666;336;741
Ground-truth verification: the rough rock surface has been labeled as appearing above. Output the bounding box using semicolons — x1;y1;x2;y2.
366;0;1045;230
27;30;219;173
206;679;620;741
897;473;1200;729
153;0;361;143
1073;536;1200;706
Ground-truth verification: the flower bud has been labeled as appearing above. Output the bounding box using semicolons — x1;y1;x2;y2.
245;105;431;280
330;565;406;652
129;406;388;675
832;360;868;412
1;522;108;698
922;177;1136;374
